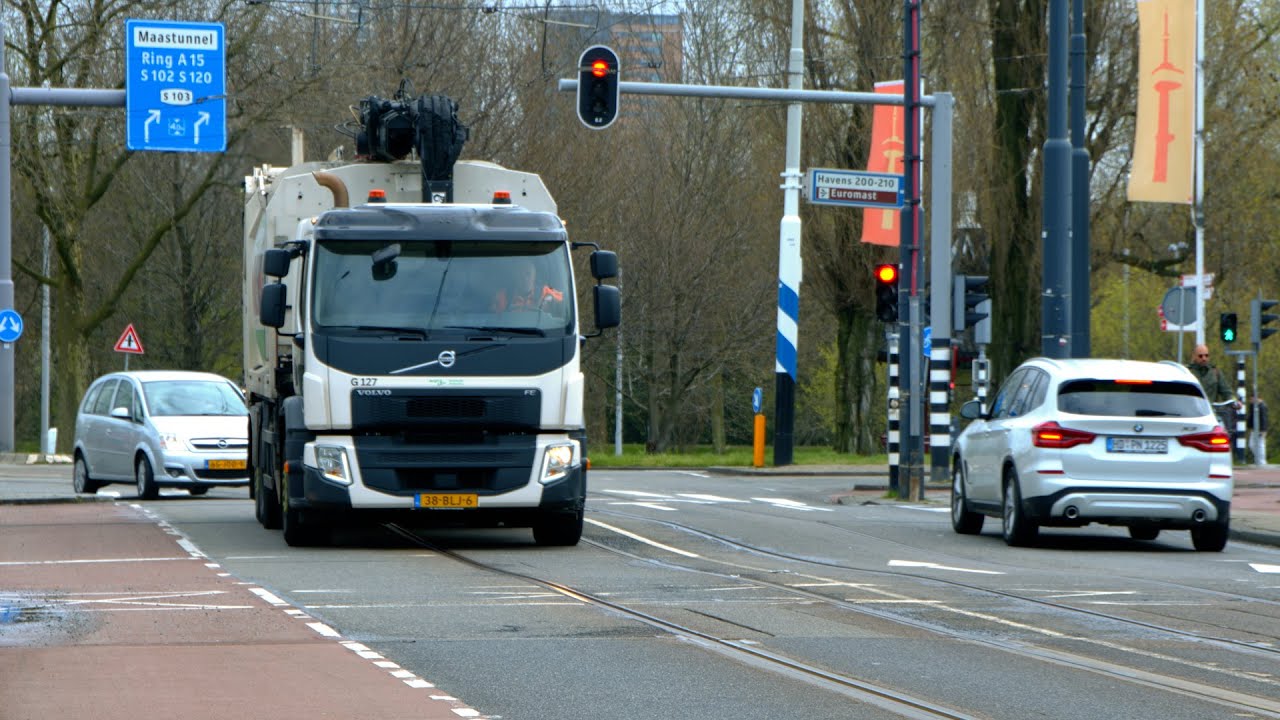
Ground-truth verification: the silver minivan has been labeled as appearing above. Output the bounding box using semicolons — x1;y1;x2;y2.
73;370;249;499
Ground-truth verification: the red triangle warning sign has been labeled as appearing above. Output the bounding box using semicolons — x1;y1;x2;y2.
114;324;145;354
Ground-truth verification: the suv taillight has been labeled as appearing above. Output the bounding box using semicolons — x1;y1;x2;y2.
1032;421;1097;449
1177;427;1231;453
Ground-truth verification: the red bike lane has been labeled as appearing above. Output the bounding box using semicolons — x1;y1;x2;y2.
0;502;481;720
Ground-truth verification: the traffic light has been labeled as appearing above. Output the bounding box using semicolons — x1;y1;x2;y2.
1220;312;1238;343
953;274;990;330
576;46;620;130
1251;298;1279;344
874;264;899;322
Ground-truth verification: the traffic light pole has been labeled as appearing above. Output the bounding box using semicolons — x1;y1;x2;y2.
559;79;954;476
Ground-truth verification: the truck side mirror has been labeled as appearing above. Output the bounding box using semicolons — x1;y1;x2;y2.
263;248;292;278
593;284;620;330
260;282;287;328
590;250;617;280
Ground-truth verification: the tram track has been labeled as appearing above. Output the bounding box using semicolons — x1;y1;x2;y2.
387;518;1280;719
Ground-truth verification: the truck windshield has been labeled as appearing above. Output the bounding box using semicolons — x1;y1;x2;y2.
311;240;574;337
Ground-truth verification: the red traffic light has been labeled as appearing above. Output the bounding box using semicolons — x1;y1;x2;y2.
875;264;898;284
591;59;610;78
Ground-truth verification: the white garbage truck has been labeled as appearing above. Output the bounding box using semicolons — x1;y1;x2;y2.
243;92;620;546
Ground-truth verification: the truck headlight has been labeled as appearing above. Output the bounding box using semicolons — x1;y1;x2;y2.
315;445;352;486
540;443;576;484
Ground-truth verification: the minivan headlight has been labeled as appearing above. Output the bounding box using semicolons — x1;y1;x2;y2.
315;445;352;485
540;443;577;484
159;433;185;452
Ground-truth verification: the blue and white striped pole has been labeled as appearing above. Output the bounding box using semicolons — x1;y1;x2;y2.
773;0;805;466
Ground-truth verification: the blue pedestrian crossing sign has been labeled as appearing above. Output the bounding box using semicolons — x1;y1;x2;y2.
125;19;226;153
0;309;23;344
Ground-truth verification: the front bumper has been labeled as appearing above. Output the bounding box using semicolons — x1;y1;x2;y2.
156;450;250;488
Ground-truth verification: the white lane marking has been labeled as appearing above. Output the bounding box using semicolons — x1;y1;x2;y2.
673;471;711;478
888;559;1004;575
306;621;341;637
608;501;677;511
898;505;950;513
0;556;194;566
249;587;290;606
452;709;481;717
1043;591;1137;599
1250;563;1280;574
677;493;748;503
585;518;701;558
405;679;435;689
177;538;205;557
598;489;672;499
291;589;356;594
751;497;833;512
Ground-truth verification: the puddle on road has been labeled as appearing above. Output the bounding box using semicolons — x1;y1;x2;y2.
0;593;88;646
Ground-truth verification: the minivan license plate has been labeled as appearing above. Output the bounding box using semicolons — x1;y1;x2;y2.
415;493;478;509
1106;437;1168;454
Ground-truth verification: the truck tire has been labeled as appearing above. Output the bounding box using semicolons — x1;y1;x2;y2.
532;507;583;547
282;490;328;547
255;466;282;529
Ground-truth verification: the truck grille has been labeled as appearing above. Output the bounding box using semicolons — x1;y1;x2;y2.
353;434;537;495
351;389;541;429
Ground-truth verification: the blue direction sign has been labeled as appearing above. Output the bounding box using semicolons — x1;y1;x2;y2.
752;387;763;414
125;19;226;152
0;309;23;344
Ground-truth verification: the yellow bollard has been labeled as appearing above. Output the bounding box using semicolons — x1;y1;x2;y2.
752;414;766;468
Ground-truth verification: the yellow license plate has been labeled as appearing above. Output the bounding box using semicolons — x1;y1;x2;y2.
207;459;247;470
415;493;478;509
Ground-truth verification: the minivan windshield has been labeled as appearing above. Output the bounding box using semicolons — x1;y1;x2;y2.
143;380;247;417
1057;379;1211;418
311;240;574;337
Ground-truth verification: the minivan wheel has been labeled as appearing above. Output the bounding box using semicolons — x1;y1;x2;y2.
73;454;102;494
135;456;159;500
1001;470;1038;547
950;461;984;535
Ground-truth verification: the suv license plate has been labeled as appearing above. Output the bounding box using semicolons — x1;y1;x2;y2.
415;493;478;509
1106;437;1168;454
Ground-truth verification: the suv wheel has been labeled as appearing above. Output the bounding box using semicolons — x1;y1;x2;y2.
950;461;984;535
1191;511;1229;552
1001;470;1038;547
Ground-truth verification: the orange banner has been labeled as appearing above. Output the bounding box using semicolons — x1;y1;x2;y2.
861;80;905;246
1128;0;1195;204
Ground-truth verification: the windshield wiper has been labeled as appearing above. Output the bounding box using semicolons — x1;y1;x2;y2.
444;325;545;337
349;325;427;338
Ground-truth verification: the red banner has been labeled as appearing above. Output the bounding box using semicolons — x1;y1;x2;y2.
1128;0;1195;204
861;80;905;246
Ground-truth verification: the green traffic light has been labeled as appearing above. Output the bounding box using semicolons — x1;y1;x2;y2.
1223;328;1236;342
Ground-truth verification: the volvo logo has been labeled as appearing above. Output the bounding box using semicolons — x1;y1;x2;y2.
391;349;459;375
1133;424;1144;433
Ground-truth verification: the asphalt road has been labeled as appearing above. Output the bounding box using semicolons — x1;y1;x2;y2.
83;468;1280;720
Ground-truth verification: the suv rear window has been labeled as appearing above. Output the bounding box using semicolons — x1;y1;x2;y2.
1057;379;1210;418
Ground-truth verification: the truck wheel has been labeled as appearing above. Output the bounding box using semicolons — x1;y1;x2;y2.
533;508;584;547
255;467;282;530
281;480;327;547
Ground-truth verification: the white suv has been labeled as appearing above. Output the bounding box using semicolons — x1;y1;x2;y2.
951;357;1232;551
